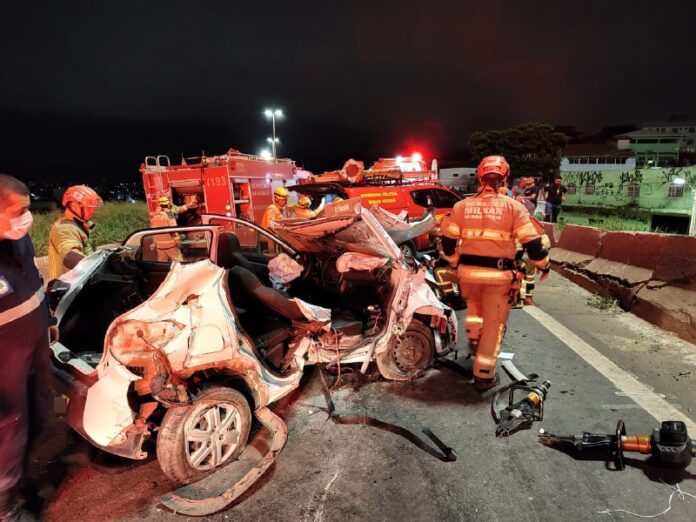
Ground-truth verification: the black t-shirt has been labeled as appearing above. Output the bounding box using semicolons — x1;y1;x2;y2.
545;184;568;205
524;185;539;200
0;235;43;313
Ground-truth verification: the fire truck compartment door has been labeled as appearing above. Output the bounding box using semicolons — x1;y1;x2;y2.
203;166;231;215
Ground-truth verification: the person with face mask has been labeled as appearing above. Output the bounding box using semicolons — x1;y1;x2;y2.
0;174;54;521
48;185;103;279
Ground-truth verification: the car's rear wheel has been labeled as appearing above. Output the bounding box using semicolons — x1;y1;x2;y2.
157;386;251;485
376;320;435;381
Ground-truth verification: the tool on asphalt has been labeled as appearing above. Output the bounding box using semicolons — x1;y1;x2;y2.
492;373;551;437
539;420;696;470
317;365;457;462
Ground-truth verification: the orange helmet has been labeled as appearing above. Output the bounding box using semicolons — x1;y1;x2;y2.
298;196;311;208
477;156;510;186
62;185;103;209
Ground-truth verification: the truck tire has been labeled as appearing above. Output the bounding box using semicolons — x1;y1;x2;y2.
376;320;435;381
157;386;251;485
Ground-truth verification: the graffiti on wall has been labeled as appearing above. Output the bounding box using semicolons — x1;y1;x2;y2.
661;167;696;186
561;167;696;207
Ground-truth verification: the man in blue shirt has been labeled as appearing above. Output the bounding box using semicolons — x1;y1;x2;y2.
0;174;52;521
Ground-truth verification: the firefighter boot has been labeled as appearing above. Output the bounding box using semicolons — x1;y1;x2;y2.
473;374;500;392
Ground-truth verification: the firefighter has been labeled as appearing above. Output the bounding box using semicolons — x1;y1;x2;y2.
151;196;186;262
440;156;550;391
48;184;103;279
261;186;289;230
294;196;325;219
1;174;53;521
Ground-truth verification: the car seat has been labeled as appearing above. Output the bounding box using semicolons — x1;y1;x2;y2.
217;231;256;272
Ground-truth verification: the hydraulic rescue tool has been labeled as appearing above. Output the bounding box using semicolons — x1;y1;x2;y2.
539;420;696;470
492;377;551;437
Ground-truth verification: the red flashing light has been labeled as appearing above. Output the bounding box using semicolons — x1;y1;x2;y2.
411;152;423;162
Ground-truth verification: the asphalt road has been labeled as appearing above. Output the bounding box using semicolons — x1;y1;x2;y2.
30;273;696;521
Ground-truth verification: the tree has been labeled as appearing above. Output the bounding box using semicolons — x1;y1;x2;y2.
468;122;568;181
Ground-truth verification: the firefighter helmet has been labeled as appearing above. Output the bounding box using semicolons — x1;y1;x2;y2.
273;186;289;199
477;156;510;186
159;196;171;206
62;185;103;209
298;196;311;208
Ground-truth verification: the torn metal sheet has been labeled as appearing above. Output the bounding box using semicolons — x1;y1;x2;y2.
369;205;437;245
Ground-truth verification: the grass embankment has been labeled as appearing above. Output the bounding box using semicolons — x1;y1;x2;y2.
30;201;150;256
556;211;651;232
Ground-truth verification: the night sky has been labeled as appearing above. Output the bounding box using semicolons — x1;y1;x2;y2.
1;1;695;182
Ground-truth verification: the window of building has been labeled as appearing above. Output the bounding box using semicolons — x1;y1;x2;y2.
585;183;595;195
668;184;684;198
660;138;678;144
689;127;695;133
627;183;640;197
567;183;576;194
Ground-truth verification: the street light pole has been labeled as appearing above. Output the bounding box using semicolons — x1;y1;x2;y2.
690;184;696;236
264;108;283;160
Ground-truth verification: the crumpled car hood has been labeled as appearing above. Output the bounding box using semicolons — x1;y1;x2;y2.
368;206;437;245
272;201;399;259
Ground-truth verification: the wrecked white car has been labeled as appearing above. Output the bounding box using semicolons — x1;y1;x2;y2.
46;202;456;510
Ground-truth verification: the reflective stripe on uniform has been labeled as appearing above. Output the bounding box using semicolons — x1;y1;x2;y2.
459;228;512;241
465;316;483;324
0;287;44;327
457;266;514;285
514;222;539;243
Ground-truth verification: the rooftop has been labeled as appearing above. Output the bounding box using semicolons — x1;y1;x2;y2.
562;143;635;157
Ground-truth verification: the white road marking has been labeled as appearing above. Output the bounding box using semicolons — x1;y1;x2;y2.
314;471;339;522
524;305;696;433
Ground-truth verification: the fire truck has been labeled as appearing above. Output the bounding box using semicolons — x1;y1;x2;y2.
140;149;310;249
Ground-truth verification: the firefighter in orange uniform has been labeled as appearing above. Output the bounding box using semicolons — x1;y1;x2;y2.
261;186;289;230
294;195;325;219
440;156;550;391
151;195;187;262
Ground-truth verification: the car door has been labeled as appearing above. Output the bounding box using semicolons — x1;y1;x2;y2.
431;187;462;214
201;215;297;277
123;225;218;296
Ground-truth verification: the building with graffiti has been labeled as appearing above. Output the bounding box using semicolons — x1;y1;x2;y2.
560;166;696;232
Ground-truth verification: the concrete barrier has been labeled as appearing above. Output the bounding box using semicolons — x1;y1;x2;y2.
550;224;604;267
652;235;696;284
584;231;670;285
633;283;696;344
547;224;696;343
541;222;560;248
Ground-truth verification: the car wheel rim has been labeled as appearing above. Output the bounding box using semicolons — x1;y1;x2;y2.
185;403;242;471
392;330;432;373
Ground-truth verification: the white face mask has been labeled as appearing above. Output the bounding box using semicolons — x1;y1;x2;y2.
0;210;34;240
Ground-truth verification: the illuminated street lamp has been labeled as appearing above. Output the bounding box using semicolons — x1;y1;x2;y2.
266;136;280;157
264;108;283;159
